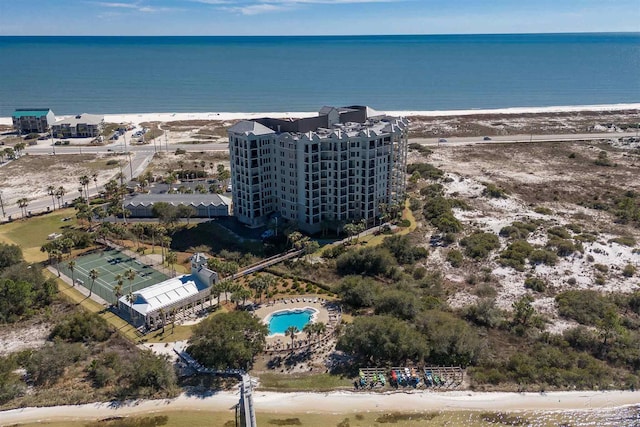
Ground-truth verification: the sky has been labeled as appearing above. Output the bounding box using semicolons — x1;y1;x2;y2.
0;0;638;36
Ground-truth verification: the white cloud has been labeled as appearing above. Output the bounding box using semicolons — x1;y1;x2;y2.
207;0;403;15
221;3;289;15
95;1;178;13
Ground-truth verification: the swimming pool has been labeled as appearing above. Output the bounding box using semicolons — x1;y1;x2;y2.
266;308;318;335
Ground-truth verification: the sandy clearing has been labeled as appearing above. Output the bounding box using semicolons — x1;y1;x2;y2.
1;389;639;425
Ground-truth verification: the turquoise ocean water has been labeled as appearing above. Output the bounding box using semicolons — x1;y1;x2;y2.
0;33;638;116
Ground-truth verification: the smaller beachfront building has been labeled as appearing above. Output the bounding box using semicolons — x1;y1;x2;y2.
118;253;218;329
51;113;104;138
12;108;56;134
124;193;232;218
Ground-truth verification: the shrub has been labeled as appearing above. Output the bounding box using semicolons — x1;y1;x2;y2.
482;183;508;199
337;276;379;309
594;263;609;273
524;277;547;293
50;311;112;343
534;206;553;215
408;197;422;211
464;299;502;328
175;148;186;155
546;238;576;257
623;264;637;278
422;195;463;233
336;247;396;277
106;159;119;166
499;240;534;271
375;290;420;320
446;249;463;267
407;163;444;180
594;150;613;166
609;236;637;247
412;267;427;280
397;218;411;227
322;244;347;259
408;143;432;156
555;290;613;326
381;235;428;264
460;232;500;259
548;226;571;239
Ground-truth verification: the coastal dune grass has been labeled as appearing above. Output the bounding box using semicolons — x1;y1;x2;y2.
9;408;629;427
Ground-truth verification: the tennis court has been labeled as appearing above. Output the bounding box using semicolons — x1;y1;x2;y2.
59;249;169;304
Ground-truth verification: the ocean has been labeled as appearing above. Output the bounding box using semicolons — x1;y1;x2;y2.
0;33;638;116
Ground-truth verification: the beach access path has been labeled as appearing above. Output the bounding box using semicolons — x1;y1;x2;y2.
1;389;640;425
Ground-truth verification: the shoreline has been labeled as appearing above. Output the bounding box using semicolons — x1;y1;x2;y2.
0;103;638;127
1;390;639;425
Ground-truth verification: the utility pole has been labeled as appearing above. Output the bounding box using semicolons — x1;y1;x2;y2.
50;127;55;155
0;190;5;217
165;130;169;152
128;152;133;179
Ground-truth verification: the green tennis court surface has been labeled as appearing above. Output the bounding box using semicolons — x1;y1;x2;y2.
59;249;169;304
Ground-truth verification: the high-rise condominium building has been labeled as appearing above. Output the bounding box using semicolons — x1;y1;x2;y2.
228;106;408;234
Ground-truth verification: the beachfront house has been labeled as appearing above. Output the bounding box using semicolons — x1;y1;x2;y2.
12;108;56;134
51;113;104;138
117;253;219;330
228;105;408;233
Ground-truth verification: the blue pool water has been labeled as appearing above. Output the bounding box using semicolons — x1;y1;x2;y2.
268;308;315;335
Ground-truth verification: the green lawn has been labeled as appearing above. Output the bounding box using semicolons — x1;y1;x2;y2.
257;373;353;392
0;208;78;262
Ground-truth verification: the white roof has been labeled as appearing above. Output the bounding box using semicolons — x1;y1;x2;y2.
120;273;207;316
228;120;275;136
54;113;104;127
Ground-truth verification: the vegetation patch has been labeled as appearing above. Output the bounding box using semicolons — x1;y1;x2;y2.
375;412;438;423
460;232;500;259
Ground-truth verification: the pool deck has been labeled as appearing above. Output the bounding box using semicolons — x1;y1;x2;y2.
254;296;336;347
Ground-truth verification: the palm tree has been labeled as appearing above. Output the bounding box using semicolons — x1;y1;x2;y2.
303;323;314;347
285;326;299;351
314;322;327;342
166;251;177;277
79;175;90;201
113;282;123;307
92;172;99;194
55;186;66;208
159;308;166;333
68;260;76;286
47;185;56;210
125;269;136;294
171;307;177;333
126;290;135;320
16;198;29;218
88;268;99;297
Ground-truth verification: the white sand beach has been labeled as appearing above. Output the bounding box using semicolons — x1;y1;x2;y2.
1;103;638;127
1;390;639;425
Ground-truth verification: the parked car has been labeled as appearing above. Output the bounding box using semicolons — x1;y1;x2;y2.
483;136;492;141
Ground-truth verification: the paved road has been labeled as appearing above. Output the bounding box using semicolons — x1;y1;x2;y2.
22;131;638;155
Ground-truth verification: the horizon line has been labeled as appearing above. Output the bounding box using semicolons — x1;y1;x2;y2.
2;31;639;38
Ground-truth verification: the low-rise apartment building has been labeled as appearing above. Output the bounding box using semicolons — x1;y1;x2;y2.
52;113;104;138
12;108;56;134
228;106;408;234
